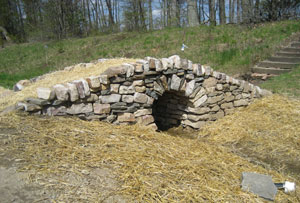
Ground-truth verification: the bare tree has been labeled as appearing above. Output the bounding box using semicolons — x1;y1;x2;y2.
219;0;226;24
169;0;178;27
209;0;216;26
229;0;235;23
237;0;240;23
187;0;199;27
105;0;115;29
148;0;153;30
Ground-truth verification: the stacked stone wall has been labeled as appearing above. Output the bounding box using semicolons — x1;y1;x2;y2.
18;55;271;130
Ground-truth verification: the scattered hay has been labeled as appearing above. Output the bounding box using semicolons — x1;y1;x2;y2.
0;58;299;201
0;107;299;202
200;94;300;180
0;58;137;111
0;86;13;99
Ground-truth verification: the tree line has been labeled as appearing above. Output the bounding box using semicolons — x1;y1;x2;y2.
1;0;300;43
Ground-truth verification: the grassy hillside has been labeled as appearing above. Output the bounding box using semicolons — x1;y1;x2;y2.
260;65;300;97
1;20;300;88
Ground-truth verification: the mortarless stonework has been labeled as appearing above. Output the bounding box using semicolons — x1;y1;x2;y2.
18;55;271;130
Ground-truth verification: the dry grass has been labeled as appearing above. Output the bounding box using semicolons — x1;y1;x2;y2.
0;58;137;111
0;59;299;202
0;97;299;202
200;95;300;180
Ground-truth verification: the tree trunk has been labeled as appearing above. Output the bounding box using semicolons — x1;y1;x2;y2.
105;0;115;29
237;0;240;24
138;0;146;30
169;0;178;27
187;0;199;27
229;0;235;23
209;0;216;26
86;0;92;30
219;0;226;24
241;0;251;24
255;0;260;23
99;0;107;28
148;0;153;30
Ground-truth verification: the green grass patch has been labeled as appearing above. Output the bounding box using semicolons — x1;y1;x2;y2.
260;66;300;98
1;20;300;88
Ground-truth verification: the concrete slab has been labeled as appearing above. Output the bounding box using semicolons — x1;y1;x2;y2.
241;172;277;201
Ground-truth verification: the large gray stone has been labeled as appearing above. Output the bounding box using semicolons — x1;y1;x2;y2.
86;76;101;89
133;80;144;86
182;120;205;129
186;107;210;115
221;102;233;109
159;75;168;90
181;59;189;70
99;75;109;84
110;84;120;94
155;60;163;72
93;103;111;114
190;88;206;103
45;106;67;116
185;80;195;97
134;109;152;117
17;102;41;112
122;95;134;103
66;83;79;102
37;87;55;100
169;55;181;69
170;74;182;91
119;85;135;94
72;80;85;99
193;64;205;76
117;113;136;122
135;64;144;73
67;103;93;115
26;98;50;106
136;115;155;125
234;99;248;107
100;94;121;103
161;58;173;70
135;86;146;93
80;79;90;96
134;92;148;104
154;81;164;95
207;95;224;104
203;77;217;88
53;84;69;101
123;63;135;78
187;114;210;122
241;172;277;201
194;95;208;108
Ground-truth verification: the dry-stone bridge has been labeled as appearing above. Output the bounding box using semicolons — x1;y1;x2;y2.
18;55;270;131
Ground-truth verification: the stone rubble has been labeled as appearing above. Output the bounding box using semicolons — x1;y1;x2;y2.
19;55;271;130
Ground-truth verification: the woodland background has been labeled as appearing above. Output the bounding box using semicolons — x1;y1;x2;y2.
1;0;300;43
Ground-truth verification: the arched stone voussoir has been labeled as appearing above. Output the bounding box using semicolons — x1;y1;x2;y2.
20;55;272;131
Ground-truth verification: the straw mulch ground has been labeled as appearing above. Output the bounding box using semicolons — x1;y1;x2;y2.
0;59;299;202
199;95;300;181
0;94;299;202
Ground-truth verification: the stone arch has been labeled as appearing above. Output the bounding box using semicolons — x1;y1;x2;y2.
19;55;270;131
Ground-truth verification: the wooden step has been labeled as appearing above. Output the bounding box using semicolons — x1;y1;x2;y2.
282;47;300;53
290;42;300;48
268;56;300;63
276;52;300;57
251;66;291;75
258;61;298;69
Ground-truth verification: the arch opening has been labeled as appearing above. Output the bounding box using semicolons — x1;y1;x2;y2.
152;91;190;131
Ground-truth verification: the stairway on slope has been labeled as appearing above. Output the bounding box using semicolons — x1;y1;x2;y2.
252;41;300;75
